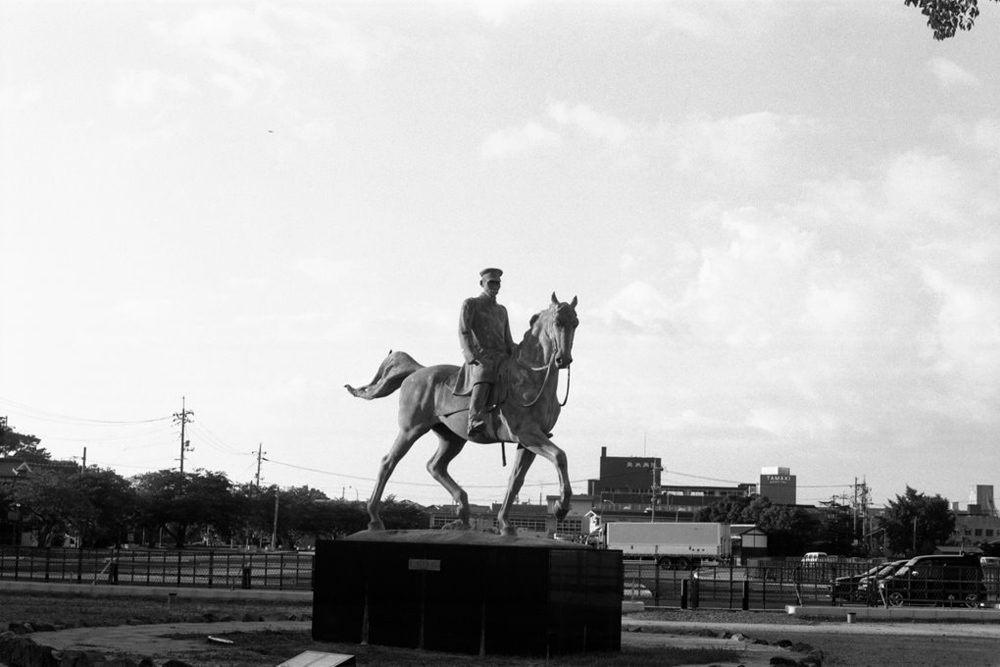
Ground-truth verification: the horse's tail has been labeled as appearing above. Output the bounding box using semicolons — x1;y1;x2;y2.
345;350;425;400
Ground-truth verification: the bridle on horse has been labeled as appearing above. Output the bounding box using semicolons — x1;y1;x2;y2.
516;360;570;408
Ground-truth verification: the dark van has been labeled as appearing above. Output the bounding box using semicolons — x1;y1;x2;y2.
878;554;985;608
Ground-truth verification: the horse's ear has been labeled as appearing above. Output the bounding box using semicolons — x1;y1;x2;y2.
551;292;559;305
570;296;578;308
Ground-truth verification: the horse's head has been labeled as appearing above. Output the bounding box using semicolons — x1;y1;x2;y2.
535;292;579;369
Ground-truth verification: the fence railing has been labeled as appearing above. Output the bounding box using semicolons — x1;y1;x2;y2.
623;560;1000;610
0;546;314;591
4;547;998;609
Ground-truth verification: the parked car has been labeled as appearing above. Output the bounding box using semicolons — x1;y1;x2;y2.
878;554;985;608
801;552;829;565
833;559;907;604
858;559;909;605
833;563;886;603
980;556;1000;568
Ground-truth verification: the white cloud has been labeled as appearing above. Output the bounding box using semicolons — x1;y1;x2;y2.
482;101;643;160
592;281;676;334
174;6;280;49
547;102;636;148
667;112;808;181
928;57;980;88
879;151;964;227
483;104;809;172
923;268;1000;384
270;5;386;74
935;115;1000;155
112;69;192;106
481;120;561;159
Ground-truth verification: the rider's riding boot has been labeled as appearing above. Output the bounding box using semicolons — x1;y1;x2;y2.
467;382;492;438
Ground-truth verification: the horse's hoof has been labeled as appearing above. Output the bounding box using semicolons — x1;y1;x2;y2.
441;521;471;531
500;527;518;537
555;503;570;522
368;520;385;531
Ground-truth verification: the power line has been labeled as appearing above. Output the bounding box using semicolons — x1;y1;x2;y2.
0;397;171;425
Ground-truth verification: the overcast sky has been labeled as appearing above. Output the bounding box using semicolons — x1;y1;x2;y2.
2;1;998;511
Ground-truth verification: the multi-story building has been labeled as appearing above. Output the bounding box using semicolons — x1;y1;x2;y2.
951;485;1000;549
759;466;796;505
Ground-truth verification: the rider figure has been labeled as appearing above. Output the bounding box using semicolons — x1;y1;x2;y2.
459;267;515;439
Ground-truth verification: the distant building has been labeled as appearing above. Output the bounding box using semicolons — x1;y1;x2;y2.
588;446;661;499
951;485;1000;547
586;447;754;521
759;466;796;505
968;485;998;516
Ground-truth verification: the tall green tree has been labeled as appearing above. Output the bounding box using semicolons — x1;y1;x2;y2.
132;469;240;548
379;496;429;530
877;486;955;557
2;468;86;546
695;495;817;556
0;422;48;462
76;468;139;547
904;0;997;39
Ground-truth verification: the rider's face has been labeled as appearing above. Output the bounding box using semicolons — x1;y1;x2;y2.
482;279;501;297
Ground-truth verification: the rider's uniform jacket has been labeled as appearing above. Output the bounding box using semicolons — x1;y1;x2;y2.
459;291;515;383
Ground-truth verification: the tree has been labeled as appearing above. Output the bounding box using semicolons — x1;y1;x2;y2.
876;486;955;557
2;468;87;546
0;422;49;462
695;495;817;556
379;496;429;530
904;0;997;40
132;469;240;548
694;496;753;525
75;468;139;547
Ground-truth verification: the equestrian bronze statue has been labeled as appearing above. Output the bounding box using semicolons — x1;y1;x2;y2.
346;293;579;536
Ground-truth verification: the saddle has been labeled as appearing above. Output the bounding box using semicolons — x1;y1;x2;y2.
445;360;512;443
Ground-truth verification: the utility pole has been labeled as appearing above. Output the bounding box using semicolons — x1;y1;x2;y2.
650;464;662;523
173;397;194;472
254;444;266;489
853;477;858;536
0;415;7;453
270;486;279;550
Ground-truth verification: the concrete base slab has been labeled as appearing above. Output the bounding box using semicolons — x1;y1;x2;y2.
787;605;1000;621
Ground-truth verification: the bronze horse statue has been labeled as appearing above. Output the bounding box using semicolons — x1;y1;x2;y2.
345;293;579;536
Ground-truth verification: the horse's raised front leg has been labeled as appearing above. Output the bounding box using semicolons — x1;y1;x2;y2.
426;425;470;529
497;446;537;536
367;425;427;530
521;435;573;522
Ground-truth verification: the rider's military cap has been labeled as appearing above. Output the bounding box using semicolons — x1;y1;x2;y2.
480;267;503;280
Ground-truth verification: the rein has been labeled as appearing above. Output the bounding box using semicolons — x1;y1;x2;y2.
515;360;571;408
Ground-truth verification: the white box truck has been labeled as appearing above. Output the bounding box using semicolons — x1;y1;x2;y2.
596;522;732;570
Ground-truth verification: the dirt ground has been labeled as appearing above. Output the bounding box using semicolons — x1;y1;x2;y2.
2;591;999;666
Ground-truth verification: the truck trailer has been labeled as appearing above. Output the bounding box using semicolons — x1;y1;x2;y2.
595;522;732;570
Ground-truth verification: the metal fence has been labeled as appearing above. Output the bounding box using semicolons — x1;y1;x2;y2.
4;547;999;608
623;559;1000;610
0;546;314;591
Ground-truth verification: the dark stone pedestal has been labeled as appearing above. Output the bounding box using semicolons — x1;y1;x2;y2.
312;530;623;657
